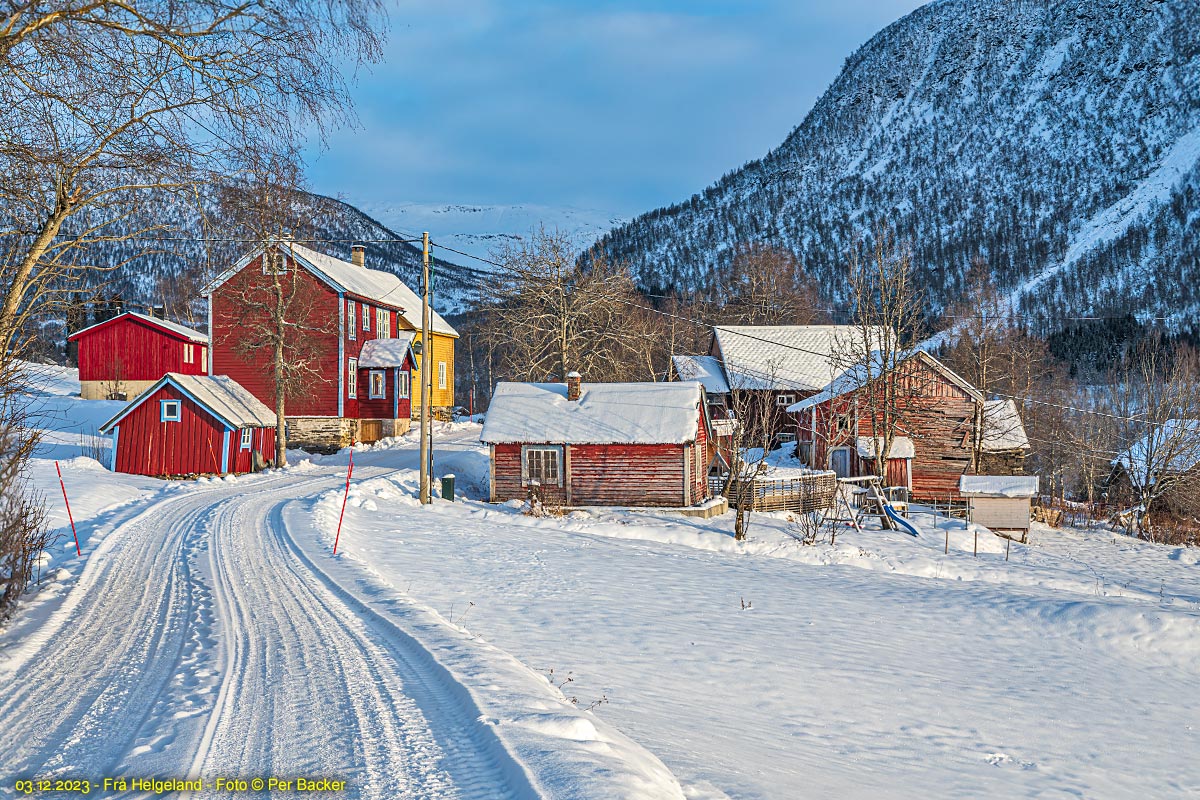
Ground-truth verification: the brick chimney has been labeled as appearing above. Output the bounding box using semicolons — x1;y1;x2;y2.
351;244;365;267
566;371;581;401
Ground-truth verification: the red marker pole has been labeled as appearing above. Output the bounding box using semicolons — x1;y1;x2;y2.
333;448;354;555
55;461;82;557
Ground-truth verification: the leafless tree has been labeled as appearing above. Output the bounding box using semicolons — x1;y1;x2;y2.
0;363;50;620
719;244;829;326
1107;335;1200;538
723;369;781;541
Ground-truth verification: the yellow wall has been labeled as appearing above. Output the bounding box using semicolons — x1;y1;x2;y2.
409;330;456;411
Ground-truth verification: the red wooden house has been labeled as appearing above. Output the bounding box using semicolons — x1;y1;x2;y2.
99;373;276;477
481;373;714;507
67;311;209;400
788;351;1029;499
205;241;443;450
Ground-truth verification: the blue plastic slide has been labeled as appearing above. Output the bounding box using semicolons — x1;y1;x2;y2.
883;503;920;537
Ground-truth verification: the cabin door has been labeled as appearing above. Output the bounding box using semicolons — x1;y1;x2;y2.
359;420;384;443
830;447;852;478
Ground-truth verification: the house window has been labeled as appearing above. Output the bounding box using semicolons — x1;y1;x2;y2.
261;251;287;274
397;370;410;398
438;361;447;390
377;308;389;338
183;343;193;364
368;370;386;399
523;445;563;487
160;400;181;422
776;393;796;407
835;414;853;434
200;347;207;372
348;301;357;340
240;429;253;449
362;304;371;331
348;357;358;398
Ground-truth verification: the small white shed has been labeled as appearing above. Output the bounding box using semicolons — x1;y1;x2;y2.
959;475;1039;539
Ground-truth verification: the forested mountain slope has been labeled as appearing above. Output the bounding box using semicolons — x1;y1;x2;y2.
595;0;1200;334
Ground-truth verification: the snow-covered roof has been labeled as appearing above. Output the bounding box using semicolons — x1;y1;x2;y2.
856;436;915;459
481;381;706;445
67;311;208;344
357;333;416;368
981;399;1030;451
206;242;458;338
100;374;275;433
713;325;891;392
1112;419;1200;486
788;351;981;413
672;354;730;394
959;475;1040;497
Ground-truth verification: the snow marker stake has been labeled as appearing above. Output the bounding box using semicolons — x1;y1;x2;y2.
55;461;82;556
333;448;354;555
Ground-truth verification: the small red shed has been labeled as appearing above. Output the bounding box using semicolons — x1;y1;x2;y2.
68;311;209;401
99;373;276;478
481;375;713;507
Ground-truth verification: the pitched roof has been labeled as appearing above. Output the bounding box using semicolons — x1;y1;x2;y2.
357;333;417;368
787;350;982;413
959;475;1040;497
671;354;730;394
67;311;208;344
981;399;1030;451
205;242;458;338
100;374;275;433
481;381;706;445
712;325;892;392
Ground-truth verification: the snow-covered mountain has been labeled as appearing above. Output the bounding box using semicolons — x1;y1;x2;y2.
595;0;1200;334
358;202;626;263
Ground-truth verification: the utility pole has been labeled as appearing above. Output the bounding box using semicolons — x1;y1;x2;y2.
419;231;432;504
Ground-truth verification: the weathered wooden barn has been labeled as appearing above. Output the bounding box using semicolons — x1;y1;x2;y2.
67;311;209;400
99;373;276;477
788;351;1030;499
204;241;453;449
481;374;714;507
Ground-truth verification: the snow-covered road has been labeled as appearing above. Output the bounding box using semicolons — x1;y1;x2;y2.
1;462;533;799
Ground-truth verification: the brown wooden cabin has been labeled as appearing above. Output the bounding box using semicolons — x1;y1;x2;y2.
481;374;714;508
789;351;1029;500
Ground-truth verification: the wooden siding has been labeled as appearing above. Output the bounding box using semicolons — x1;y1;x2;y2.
492;441;693;507
402;329;457;411
210;254;340;417
228;425;277;473
113;385;227;476
76;316;206;383
355;367;412;421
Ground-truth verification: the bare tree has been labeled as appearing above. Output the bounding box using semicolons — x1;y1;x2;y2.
0;363;49;619
720;244;829;326
723;369;781;541
1108;335;1200;538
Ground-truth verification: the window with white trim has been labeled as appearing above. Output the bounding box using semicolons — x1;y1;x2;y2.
161;400;181;422
240;429;253;449
183;343;193;364
377;308;389;338
261;250;287;274
522;445;563;487
348;301;357;340
362;304;371;331
438;361;447;390
776;393;795;406
397;370;410;398
348;357;358;398
368;370;386;399
200;347;207;372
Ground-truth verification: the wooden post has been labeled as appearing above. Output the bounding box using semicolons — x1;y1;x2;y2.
973;529;978;557
1006;537;1011;562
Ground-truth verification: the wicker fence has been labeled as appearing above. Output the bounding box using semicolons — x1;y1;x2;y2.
710;471;838;513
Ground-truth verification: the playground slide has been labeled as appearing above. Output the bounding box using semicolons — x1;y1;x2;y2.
883;503;920;537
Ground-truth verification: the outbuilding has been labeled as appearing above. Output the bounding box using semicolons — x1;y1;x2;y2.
481;374;713;507
100;373;276;477
68;311;209;400
959;475;1039;540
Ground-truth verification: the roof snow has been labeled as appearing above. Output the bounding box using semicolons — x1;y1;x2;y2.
357;333;416;368
857;436;915;459
981;399;1030;451
672;355;730;394
959;475;1040;497
713;325;892;392
100;374;275;432
69;311;209;344
788;351;981;413
481;381;705;445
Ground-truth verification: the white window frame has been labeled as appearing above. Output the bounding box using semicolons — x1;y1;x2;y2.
348;357;358;398
183;343;193;364
200;347;207;372
261;250;287;274
377;308;389;338
348;301;357;340
362;304;371;331
522;445;563;487
397;370;410;398
240;429;253;449
776;393;795;406
160;400;181;422
368;370;386;399
438;361;447;390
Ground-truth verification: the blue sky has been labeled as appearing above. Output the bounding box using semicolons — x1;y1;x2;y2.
306;0;926;218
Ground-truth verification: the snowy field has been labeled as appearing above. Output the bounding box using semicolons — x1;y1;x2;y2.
3;365;1199;798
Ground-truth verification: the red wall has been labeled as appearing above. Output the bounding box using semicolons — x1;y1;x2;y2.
355;367;412;420
75;316;206;383
113;385;226;476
